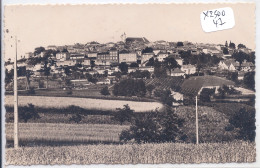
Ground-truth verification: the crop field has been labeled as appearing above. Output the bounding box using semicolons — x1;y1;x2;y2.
176;106;238;142
5;141;255;165
5;123;129;145
5;95;163;112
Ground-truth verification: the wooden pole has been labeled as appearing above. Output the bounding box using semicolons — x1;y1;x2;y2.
195;96;199;144
14;36;19;148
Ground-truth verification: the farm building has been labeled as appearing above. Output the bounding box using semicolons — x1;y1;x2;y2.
180;75;235;96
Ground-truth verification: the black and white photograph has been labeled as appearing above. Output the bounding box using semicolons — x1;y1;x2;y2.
2;2;257;166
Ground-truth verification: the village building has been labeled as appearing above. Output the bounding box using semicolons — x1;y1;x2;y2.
218;59;239;71
168;68;185;77
56;52;70;61
157;51;168;62
240;61;255;72
181;76;235;96
119;50;137;63
141;52;154;64
181;64;196;75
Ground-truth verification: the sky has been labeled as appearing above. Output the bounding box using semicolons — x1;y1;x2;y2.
4;3;255;61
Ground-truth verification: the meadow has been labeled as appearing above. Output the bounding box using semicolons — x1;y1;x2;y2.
5;141;255;165
5;95;163;112
5;123;129;146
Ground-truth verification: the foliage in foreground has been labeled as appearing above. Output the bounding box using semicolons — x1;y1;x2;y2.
120;108;186;143
5;141;255;165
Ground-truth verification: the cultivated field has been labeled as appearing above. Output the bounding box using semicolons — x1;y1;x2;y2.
5;123;129;145
5;141;255;165
5;95;163;112
176;106;238;142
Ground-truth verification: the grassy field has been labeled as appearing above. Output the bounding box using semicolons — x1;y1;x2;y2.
5;95;163;112
176;106;238;143
5;141;255;165
5;123;129;146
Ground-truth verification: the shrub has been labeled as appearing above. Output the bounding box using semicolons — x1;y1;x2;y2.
199;88;215;102
27;87;35;94
113;79;146;97
19;103;40;123
229;108;256;142
120;108;186;143
112;104;134;125
100;86;110;96
66;88;72;95
69;113;83;123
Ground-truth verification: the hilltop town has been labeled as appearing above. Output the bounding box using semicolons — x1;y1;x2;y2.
5;36;255;106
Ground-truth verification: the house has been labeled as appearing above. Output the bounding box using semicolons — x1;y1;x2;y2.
170;90;184;106
167;54;183;66
87;52;98;58
138;66;154;73
82;59;91;66
109;48;119;63
181;64;196;75
56;52;70;61
168;68;185;77
181;75;235;96
141;52;154;64
157;52;168;62
56;60;77;67
70;53;85;60
96;52;110;66
47;45;57;51
240;61;255;72
96;78;111;85
218;59;239;71
119;50;137;63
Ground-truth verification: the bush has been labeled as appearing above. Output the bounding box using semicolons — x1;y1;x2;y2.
112;104;134;125
66;88;72;95
19;103;40;122
120;108;186;143
199;88;215;102
113;79;146;97
27;87;35;94
229;108;255;142
100;86;110;96
69;113;83;123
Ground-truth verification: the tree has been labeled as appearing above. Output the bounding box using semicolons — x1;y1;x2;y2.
119;62;128;74
232;51;247;65
120;108;186;143
229;41;236;49
129;62;139;67
90;60;95;70
223;47;229;54
153;60;167;78
227;72;238;83
163;56;180;74
69;113;83;123
244;72;255;91
177;42;184;47
43;61;51;89
100;86;110;95
154;89;175;106
34;47;45;56
142;47;153;54
113;79;146;97
199;88;215;102
145;57;155;66
237;43;246;49
229;108;255;142
112;104;134;125
19;104;40;123
25;70;32;90
225;41;228;47
146;84;155;97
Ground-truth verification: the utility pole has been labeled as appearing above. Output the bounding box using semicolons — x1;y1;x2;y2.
195;96;199;144
14;36;19;148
